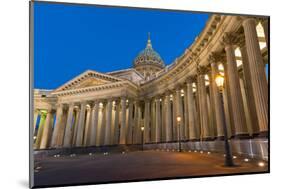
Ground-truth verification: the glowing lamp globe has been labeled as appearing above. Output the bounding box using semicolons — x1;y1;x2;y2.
215;74;225;88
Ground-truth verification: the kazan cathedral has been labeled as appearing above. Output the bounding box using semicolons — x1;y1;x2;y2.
33;14;269;161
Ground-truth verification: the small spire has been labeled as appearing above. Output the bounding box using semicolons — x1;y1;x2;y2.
146;32;152;48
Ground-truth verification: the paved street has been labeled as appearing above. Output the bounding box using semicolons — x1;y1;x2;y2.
34;150;268;187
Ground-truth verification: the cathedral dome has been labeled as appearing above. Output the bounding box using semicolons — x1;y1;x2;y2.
133;33;165;69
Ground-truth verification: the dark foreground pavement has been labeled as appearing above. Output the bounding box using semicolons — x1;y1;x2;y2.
34;150;268;187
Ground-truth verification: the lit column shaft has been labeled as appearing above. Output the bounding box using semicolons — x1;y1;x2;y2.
242;18;268;134
104;99;112;145
144;100;150;143
155;98;161;143
40;108;53;149
63;104;74;147
165;93;172;141
89;101;99;146
187;79;196;140
51;105;63;147
240;45;260;135
126;100;134;144
197;69;211;139
210;60;225;138
35;112;46;149
223;33;248;136
83;106;92;146
133;101;139;144
75;102;87;147
113;100;120;145
176;88;184;140
184;88;189;140
119;97;127;144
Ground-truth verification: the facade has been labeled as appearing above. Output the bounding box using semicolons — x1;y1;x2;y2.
33;15;269;158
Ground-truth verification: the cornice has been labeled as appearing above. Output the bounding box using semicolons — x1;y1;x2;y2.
51;80;138;97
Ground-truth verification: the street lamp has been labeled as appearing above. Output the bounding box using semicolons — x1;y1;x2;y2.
215;74;235;167
176;116;182;152
141;126;144;151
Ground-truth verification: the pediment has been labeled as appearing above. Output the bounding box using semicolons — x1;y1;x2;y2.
53;70;123;92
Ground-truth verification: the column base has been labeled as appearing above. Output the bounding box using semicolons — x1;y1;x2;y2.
257;131;268;138
234;133;251;139
216;136;225;140
202;137;215;141
189;138;200;142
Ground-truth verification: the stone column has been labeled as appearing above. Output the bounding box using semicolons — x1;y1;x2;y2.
71;109;79;145
57;111;67;147
39;108;53;149
161;98;166;142
112;100;120;145
151;99;156;142
197;67;211;139
83;105;92;146
34;112;46;149
187;78;197;140
137;104;143;144
207;73;217;137
104;99;112;145
208;54;225;138
165;92;172;141
194;83;201;138
51;105;63;147
63;104;74;147
222;87;233;137
239;76;254;135
89;101;99;146
222;32;248;137
96;102;104;146
133;101;139;144
99;102;106;146
119;97;127;144
144;99;150;143
239;44;260;135
184;88;189;140
223;63;235;137
75;102;87;147
176;88;184;140
242;18;268;135
172;93;177;141
155;98;161;143
126;100;134;144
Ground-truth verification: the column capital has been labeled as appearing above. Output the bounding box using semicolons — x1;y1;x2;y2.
68;102;75;107
120;96;127;101
197;65;209;75
235;33;246;47
186;75;197;83
144;98;151;103
80;101;87;106
208;52;225;65
164;90;172;96
221;32;239;47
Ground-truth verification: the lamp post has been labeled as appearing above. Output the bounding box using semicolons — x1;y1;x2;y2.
215;74;235;167
141;126;144;151
176;116;182;152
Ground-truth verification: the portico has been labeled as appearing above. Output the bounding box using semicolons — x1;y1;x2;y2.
33;15;268;160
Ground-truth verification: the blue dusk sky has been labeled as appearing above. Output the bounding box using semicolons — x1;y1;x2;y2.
34;2;210;89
